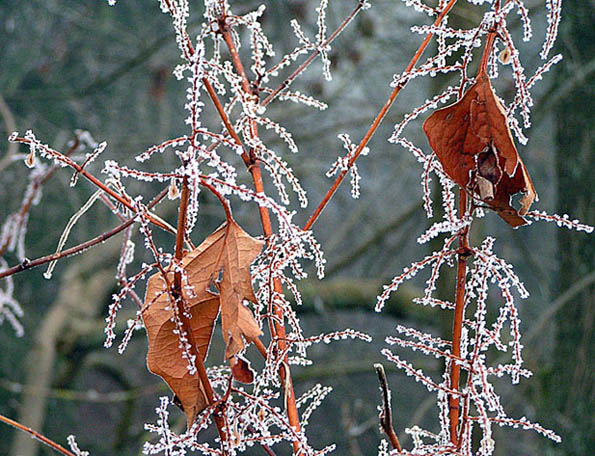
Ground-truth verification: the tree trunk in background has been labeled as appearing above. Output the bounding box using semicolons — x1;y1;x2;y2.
10;248;118;456
546;1;594;453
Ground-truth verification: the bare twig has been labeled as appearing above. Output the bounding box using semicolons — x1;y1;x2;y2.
374;363;402;452
449;189;470;445
0;187;169;280
304;0;459;231
0;413;76;456
261;1;368;107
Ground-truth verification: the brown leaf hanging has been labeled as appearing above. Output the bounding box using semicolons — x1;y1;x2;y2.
184;220;264;359
142;219;263;425
230;356;255;384
423;72;536;227
143;269;219;425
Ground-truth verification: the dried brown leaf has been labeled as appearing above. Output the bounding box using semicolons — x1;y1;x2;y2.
143;269;219;425
423;72;536;227
185;221;264;358
141;220;263;426
230;356;255;384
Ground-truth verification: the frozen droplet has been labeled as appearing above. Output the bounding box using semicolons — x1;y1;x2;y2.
25;151;36;168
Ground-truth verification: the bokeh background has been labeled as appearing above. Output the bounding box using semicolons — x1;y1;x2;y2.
0;0;592;455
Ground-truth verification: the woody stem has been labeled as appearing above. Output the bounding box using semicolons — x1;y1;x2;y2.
478;31;497;76
449;189;470;445
217;12;302;453
173;176;227;444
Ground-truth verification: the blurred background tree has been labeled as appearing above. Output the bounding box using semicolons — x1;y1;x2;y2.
0;1;592;454
534;0;594;455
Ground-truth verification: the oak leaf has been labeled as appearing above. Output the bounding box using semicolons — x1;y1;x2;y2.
423;72;536;227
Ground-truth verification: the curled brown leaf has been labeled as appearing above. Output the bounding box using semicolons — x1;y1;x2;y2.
423;72;536;227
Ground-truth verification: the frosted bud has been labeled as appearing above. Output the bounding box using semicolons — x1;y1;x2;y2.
25;150;36;168
499;47;512;65
168;179;180;200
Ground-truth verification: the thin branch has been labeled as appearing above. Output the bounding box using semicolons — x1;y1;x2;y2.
10;135;174;234
0;413;75;456
448;189;471;445
202;77;250;167
201;178;234;222
261;0;368;107
0;187;169;280
374;363;402;452
304;0;459;231
244;424;278;456
172;175;228;443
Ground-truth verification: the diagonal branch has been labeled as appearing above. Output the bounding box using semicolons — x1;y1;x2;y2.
0;187;169;280
0;413;75;456
10;135;174;234
304;0;459;231
261;0;369;107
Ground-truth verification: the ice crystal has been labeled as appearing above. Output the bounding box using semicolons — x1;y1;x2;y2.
0;258;24;337
67;435;89;456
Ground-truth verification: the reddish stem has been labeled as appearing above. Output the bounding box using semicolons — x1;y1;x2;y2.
172;176;228;444
217;12;303;452
449;189;470;445
304;0;459;231
0;187;169;280
0;413;75;456
447;29;500;442
202;77;251;168
173;176;190;265
478;31;497;76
